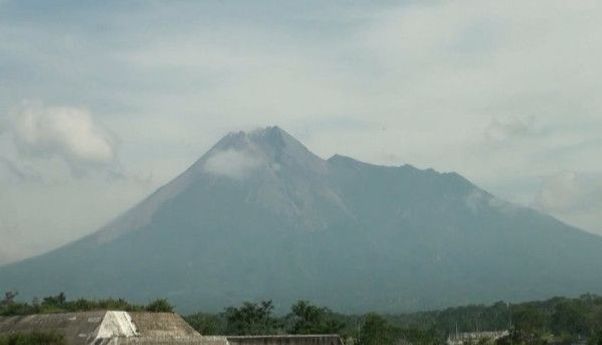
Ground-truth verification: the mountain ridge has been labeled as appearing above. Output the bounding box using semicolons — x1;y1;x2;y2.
1;126;602;313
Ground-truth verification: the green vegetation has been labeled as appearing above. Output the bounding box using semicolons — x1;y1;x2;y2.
144;298;174;313
0;291;173;316
185;295;602;345
224;300;281;335
184;312;224;335
357;313;399;345
185;300;346;336
3;291;602;345
285;300;345;335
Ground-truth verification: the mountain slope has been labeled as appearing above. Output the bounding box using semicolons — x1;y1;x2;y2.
1;126;602;313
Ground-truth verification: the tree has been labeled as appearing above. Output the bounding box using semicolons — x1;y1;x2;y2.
1;291;18;306
588;330;602;345
358;313;399;345
224;301;280;335
145;298;174;312
286;300;344;334
552;301;588;336
399;327;439;345
185;313;225;335
41;293;67;310
512;306;546;335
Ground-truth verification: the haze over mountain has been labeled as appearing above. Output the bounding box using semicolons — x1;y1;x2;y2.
1;127;602;313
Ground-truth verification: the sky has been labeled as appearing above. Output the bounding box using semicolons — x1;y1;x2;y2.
1;0;601;264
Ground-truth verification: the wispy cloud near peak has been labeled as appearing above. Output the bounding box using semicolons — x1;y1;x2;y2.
203;148;264;180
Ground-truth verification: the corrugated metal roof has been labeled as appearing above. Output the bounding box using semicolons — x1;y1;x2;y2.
128;312;200;338
0;311;108;345
119;335;229;345
0;311;213;345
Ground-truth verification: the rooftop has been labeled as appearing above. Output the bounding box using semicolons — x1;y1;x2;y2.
0;311;226;345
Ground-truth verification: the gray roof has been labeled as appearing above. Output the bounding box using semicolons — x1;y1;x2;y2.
128;312;200;337
0;311;224;345
119;335;229;345
0;311;108;345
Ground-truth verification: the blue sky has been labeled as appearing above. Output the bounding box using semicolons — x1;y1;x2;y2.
1;0;602;264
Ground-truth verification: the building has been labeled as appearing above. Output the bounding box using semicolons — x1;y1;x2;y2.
227;335;344;345
446;330;509;345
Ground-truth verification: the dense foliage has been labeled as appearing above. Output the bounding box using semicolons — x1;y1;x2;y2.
285;300;345;335
224;300;281;335
0;291;173;316
184;295;602;345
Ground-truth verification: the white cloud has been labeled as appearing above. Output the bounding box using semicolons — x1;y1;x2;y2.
464;188;488;213
484;117;536;143
0;156;41;182
534;172;602;214
534;172;602;232
203;148;264;180
9;102;117;172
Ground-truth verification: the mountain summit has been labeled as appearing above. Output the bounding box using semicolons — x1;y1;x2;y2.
1;127;602;313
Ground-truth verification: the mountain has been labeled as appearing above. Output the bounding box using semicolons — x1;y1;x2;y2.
1;126;602;313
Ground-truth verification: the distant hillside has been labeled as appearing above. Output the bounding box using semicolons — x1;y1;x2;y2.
1;126;602;313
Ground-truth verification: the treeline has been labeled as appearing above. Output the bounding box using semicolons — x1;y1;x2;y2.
0;291;173;316
184;300;439;344
185;300;346;336
185;295;602;345
2;292;602;345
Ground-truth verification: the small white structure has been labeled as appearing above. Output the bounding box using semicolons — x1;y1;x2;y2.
447;330;509;345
